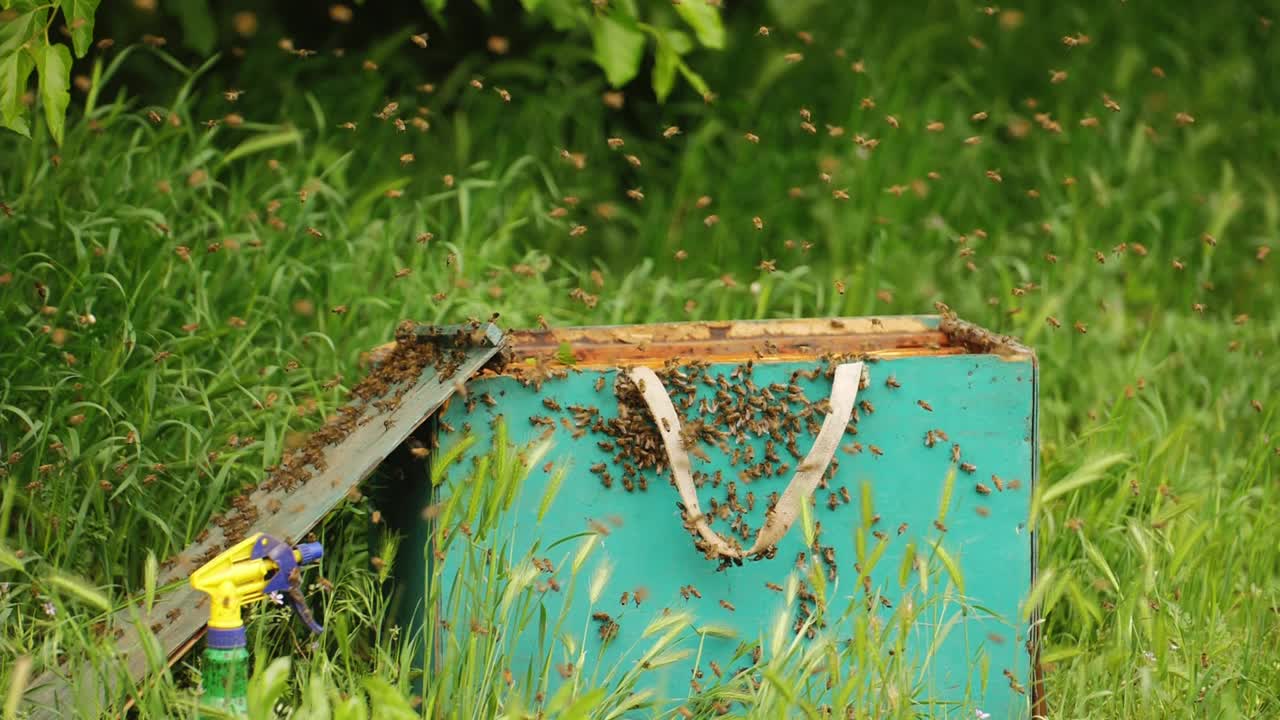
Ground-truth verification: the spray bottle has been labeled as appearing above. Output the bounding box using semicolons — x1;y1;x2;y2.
189;533;324;717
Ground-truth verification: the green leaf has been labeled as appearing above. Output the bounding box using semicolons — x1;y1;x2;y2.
537;464;566;522
544;681;576;714
331;690;369;720
1080;535;1120;594
45;570;112;613
422;0;447;12
0;51;33;136
590;14;646;87
3;655;32;720
694;623;737;639
898;542;916;588
34;42;71;147
652;29;692;102
931;542;965;594
247;657;292;720
677;62;710;98
665;28;694;55
1020;567;1056;621
362;677;417;720
170;0;216;55
66;0;100;58
936;464;956;526
143;550;158;614
799;487;815;547
859;479;874;528
537;0;581;30
298;668;332;720
1038;452;1127;505
0;9;41;56
558;687;607;720
216;127;303;168
0;542;26;571
673;0;724;49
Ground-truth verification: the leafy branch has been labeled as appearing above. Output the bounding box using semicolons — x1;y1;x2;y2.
1;0;727;146
1;0;98;144
448;0;724;102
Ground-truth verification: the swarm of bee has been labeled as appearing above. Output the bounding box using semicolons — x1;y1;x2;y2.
488;351;884;589
592;611;620;644
164;319;499;573
479;328;1018;638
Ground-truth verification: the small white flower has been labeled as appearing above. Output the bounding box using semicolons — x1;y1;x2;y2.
42;601;56;617
267;592;284;605
1142;650;1156;663
975;711;991;720
749;281;762;296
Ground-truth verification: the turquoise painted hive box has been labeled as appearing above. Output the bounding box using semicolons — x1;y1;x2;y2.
403;315;1041;718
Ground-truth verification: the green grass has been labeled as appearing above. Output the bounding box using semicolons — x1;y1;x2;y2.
1;0;1278;717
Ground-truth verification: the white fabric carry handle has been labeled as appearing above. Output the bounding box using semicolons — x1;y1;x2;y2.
626;362;864;560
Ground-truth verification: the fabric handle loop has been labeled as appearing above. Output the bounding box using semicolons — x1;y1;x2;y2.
626;362;864;561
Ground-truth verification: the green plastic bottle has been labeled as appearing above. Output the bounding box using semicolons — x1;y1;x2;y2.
199;646;250;718
190;535;324;718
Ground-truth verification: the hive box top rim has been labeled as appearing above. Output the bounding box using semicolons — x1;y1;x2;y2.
493;314;1033;369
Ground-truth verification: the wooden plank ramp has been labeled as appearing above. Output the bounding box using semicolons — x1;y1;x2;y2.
21;323;504;719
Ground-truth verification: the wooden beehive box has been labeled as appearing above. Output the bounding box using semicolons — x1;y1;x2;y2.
412;315;1041;717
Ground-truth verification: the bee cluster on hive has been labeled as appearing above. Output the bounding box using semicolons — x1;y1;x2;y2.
460;332;1030;644
163;320;498;575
